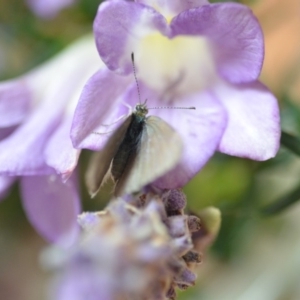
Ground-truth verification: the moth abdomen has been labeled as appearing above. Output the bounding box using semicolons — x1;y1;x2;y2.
111;114;145;182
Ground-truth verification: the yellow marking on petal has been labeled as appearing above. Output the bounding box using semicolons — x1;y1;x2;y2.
165;15;173;24
136;33;216;99
150;1;174;22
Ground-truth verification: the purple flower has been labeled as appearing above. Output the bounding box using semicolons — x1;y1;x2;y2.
42;190;205;300
71;0;280;190
26;0;76;18
0;36;101;245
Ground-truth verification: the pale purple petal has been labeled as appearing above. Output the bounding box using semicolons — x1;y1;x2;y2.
122;82;227;188
0;176;15;200
0;78;31;127
94;0;169;74
174;267;197;286
155;92;227;188
171;3;264;83
45;117;79;182
0;128;17;196
0;37;100;176
77;213;100;230
0;46;95;175
217;81;280;160
54;268;114;300
70;68;132;150
0;101;62;175
26;0;76;18
0;127;16;141
21;174;80;246
137;0;208;16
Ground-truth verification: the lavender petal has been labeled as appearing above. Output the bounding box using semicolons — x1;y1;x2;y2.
171;3;264;83
45;117;80;181
70;68;132;150
21;174;80;245
94;0;169;74
26;0;76;18
136;0;209;17
0;78;31;127
217;81;280;160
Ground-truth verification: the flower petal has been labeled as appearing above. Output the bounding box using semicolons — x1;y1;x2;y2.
70;68;132;150
94;0;168;74
171;3;264;83
0;176;15;200
122;82;227;188
0;127;17;140
25;35;100;104
155;92;227;188
0;36;100;176
45;117;80;182
0;78;31;127
137;0;208;18
136;32;215;97
216;81;280;160
21;174;80;246
26;0;75;18
0;101;62;175
54;269;114;300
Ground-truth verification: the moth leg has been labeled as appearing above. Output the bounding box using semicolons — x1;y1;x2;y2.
120;101;133;115
92;112;129;135
92;129;116;135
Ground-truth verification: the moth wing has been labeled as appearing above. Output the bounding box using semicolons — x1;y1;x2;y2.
86;116;132;197
114;116;183;196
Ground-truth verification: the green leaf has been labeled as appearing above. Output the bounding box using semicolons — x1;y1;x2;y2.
261;184;300;215
281;131;300;156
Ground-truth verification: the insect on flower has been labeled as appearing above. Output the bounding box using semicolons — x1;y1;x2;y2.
86;53;184;197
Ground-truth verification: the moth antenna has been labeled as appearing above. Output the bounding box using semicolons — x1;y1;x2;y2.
148;106;196;110
131;53;142;104
92;129;115;135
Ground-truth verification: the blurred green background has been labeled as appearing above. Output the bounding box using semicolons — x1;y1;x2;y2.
1;0;300;299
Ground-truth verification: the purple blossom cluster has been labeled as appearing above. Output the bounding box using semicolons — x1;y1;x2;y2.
0;0;281;242
71;0;280;191
0;1;281;296
0;36;100;245
43;190;220;300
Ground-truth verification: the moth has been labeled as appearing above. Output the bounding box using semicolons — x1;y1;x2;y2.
86;53;183;197
86;101;183;197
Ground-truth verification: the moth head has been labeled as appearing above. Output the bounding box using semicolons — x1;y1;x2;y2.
135;103;148;117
